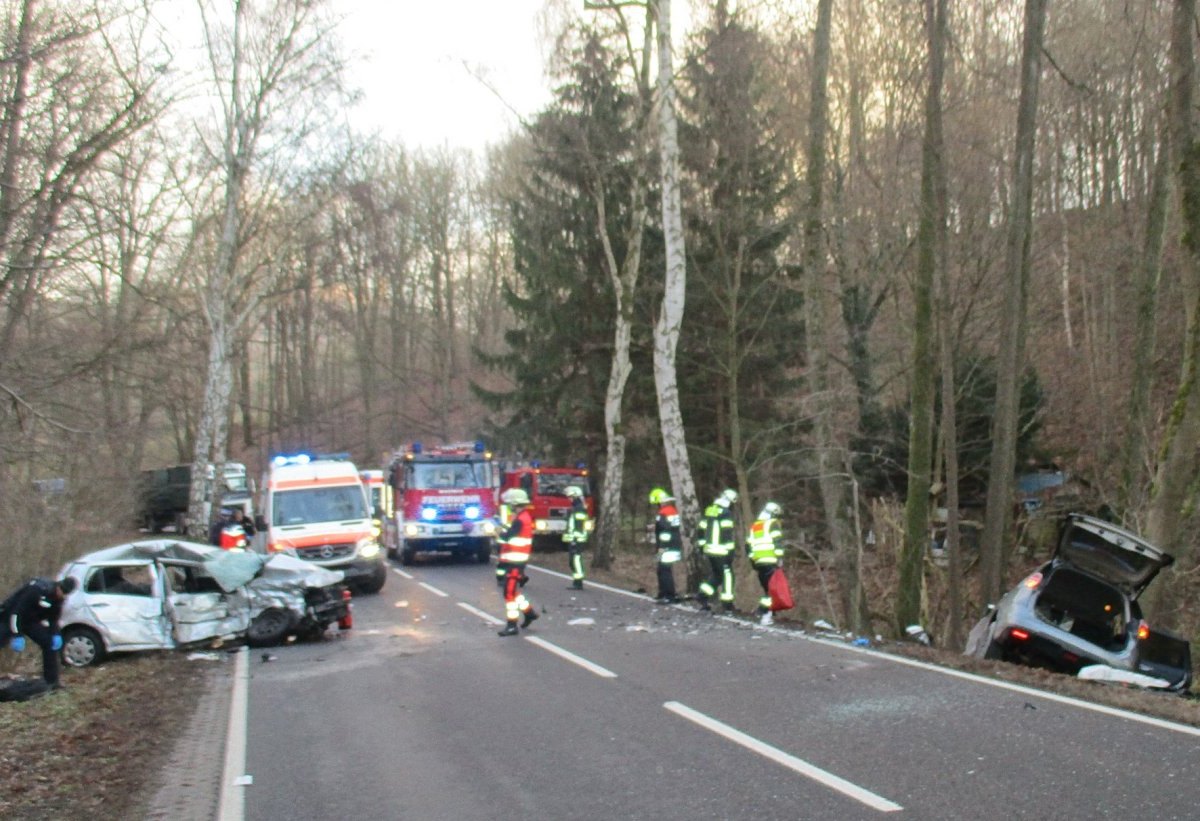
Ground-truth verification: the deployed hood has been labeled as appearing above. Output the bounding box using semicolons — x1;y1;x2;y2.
1055;514;1174;598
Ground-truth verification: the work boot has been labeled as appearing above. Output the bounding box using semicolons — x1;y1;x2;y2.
759;611;774;627
497;621;519;637
521;609;539;629
697;599;711;612
722;602;735;614
572;580;584;590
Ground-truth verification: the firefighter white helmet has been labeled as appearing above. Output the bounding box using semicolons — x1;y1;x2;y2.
564;485;583;498
720;488;738;504
761;501;781;517
501;488;530;506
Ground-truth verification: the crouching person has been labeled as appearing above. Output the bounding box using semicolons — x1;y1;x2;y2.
0;576;77;689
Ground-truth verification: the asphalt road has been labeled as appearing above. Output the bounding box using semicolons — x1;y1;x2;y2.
227;557;1200;821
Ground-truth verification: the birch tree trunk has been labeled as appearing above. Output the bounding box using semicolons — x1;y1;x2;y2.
979;0;1047;603
187;0;342;535
593;180;648;569
652;0;700;573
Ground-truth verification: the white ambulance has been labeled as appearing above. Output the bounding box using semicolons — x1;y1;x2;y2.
257;454;387;594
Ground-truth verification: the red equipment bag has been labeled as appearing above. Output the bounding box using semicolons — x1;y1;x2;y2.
767;568;794;612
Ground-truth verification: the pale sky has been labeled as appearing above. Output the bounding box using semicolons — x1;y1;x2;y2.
338;0;559;153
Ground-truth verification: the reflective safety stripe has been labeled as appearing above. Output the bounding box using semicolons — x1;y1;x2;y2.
499;552;530;563
704;546;733;556
509;537;532;547
751;556;779;565
759;596;772;609
659;549;682;563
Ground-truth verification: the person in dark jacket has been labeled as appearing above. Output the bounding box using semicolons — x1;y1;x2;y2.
562;485;591;590
649;487;682;604
0;576;77;688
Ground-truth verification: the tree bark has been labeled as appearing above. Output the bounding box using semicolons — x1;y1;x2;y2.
652;0;701;576
898;0;948;633
979;0;1047;604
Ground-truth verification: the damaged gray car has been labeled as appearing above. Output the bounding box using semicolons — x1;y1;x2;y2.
965;513;1191;692
56;539;351;668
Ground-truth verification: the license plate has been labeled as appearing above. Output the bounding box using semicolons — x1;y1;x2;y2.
439;525;463;534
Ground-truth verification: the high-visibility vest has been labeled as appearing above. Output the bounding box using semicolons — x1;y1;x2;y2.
655;503;682;563
499;508;534;564
747;516;782;565
564;500;591;545
701;504;735;557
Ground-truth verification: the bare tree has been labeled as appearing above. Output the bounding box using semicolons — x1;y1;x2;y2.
979;0;1048;604
186;0;346;534
651;0;701;567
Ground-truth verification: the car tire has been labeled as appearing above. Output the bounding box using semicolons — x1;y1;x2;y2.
247;608;293;647
400;547;415;566
356;563;387;595
983;639;1007;661
477;546;492;565
61;626;105;668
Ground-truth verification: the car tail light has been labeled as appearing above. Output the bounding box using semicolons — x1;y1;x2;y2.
1010;628;1030;641
1023;572;1043;589
1137;621;1150;641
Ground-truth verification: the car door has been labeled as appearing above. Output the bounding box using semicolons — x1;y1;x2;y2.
160;563;251;644
78;562;171;651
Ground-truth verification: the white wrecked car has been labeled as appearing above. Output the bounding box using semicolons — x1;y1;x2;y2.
57;539;350;667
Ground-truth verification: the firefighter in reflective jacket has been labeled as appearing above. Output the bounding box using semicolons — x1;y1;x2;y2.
496;488;539;636
563;485;591;590
747;501;783;625
495;498;514;586
697;488;738;612
649;487;681;603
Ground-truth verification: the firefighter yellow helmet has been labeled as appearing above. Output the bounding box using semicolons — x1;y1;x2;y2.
501;488;530;506
648;487;672;505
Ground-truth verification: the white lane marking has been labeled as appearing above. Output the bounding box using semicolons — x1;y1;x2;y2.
392;567;414;579
526;564;657;602
532;557;1200;737
217;647;250;821
458;601;505;625
807;637;1200;738
664;701;903;813
418;581;449;598
524;635;618;679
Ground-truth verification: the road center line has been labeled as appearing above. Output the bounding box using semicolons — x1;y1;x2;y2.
217;647;250;821
458;601;504;625
418;581;449;597
663;701;902;813
391;567;414;579
524;635;618;678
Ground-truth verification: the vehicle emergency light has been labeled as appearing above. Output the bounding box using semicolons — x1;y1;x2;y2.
465;505;480;520
1137;621;1151;641
412;442;423;454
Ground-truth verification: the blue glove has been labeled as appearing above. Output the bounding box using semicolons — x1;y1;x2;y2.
9;636;25;653
51;635;63;652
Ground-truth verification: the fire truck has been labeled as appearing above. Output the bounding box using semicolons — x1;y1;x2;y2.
500;463;594;550
385;441;499;566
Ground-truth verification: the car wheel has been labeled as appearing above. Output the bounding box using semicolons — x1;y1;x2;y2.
477;546;492;565
247;608;292;647
983;639;1007;661
61;626;105;668
400;547;415;566
355;563;387;595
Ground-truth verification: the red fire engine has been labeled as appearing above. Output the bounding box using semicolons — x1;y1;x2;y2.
500;463;594;549
385;441;499;566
